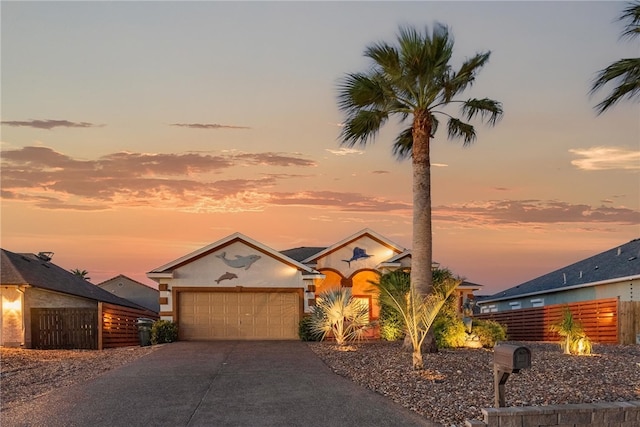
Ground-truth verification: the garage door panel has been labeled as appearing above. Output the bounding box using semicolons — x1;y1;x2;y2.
179;291;299;340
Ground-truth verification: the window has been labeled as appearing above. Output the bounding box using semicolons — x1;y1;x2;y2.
530;298;544;307
509;301;521;310
481;304;498;314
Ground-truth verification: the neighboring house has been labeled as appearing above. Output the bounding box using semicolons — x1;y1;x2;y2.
97;274;159;313
476;238;640;344
1;249;156;349
147;228;484;341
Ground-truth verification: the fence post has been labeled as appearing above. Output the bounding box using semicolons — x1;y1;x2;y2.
98;302;103;350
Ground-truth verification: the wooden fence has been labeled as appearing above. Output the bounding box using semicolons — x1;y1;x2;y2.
31;308;98;349
619;300;640;345
99;302;158;349
476;298;619;344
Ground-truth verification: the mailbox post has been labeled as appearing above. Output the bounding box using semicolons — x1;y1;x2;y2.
493;343;531;407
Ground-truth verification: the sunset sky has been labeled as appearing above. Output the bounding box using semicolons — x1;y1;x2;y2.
1;1;638;295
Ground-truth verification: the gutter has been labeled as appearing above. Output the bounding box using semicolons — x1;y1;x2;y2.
478;274;640;305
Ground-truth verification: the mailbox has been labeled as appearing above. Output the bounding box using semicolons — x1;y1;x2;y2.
494;344;531;373
493;343;531;407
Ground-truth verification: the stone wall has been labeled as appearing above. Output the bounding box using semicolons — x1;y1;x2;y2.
465;401;640;427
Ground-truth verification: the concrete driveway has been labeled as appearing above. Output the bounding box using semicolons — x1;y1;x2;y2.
2;341;440;427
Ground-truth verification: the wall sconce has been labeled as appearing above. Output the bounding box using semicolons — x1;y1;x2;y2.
3;298;22;313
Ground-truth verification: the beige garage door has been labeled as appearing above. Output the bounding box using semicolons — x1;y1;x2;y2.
179;291;300;340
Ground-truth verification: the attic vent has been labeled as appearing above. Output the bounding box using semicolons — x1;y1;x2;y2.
629;256;638;261
617;247;622;256
37;252;54;261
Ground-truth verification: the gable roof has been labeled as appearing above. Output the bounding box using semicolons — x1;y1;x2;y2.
302;228;406;264
1;249;146;310
97;274;157;290
147;232;321;277
481;238;640;303
279;247;325;262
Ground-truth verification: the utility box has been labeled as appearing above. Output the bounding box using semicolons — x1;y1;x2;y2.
494;344;531;373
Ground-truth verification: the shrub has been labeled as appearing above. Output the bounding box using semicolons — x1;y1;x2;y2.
432;291;467;349
379;306;405;341
151;320;178;344
472;319;507;348
308;288;370;346
298;315;321;341
373;270;410;341
433;315;467;348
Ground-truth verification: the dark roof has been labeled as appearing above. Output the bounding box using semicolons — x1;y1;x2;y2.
279;247;325;262
483;238;640;302
1;249;146;310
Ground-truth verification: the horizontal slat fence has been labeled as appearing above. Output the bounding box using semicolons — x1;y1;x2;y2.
31;308;98;349
100;303;158;349
476;298;618;344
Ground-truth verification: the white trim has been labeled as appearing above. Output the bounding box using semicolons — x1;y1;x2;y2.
478;274;640;304
147;232;319;275
302;228;405;263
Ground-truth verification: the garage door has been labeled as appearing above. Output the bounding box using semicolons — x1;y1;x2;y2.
179;291;300;340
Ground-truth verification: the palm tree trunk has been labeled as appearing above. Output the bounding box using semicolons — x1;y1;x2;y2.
412;349;424;370
411;110;434;297
412;111;437;354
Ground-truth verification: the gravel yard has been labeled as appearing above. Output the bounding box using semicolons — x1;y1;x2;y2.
1;341;638;426
308;341;640;426
0;346;157;411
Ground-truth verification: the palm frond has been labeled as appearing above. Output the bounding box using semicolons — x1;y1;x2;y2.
447;118;476;146
391;126;413;160
619;1;640;40
590;57;640;114
462;98;504;126
365;42;402;80
339;109;388;147
443;52;491;101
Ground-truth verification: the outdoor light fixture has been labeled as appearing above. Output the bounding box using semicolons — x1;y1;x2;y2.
2;297;21;313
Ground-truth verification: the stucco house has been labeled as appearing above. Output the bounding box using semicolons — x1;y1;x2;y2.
476;238;640;344
147;232;324;340
147;228;481;341
1;249;155;349
477;238;640;313
97;274;159;313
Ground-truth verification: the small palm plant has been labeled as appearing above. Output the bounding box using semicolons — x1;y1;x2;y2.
373;269;460;370
308;288;370;346
549;308;592;355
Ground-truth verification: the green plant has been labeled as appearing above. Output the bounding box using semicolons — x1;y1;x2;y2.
432;288;467;349
151;320;178;344
308;288;370;346
472;319;507;348
374;270;410;341
298;315;321;341
433;315;467;349
373;268;460;369
337;24;503;301
549;308;592;355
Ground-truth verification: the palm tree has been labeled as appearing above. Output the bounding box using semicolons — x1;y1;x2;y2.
372;268;460;369
591;1;640;114
71;268;91;281
338;24;502;303
308;288;371;346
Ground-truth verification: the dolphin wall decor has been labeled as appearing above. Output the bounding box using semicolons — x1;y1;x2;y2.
215;271;238;284
215;252;261;270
